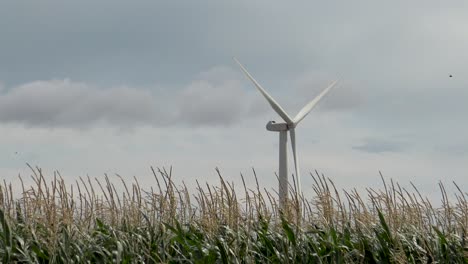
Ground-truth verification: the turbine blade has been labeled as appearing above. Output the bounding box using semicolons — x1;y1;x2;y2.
234;57;293;124
289;128;301;195
293;80;338;124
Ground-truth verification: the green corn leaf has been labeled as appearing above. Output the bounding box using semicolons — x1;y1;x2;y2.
281;216;296;247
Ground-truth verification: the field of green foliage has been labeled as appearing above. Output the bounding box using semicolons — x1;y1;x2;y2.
0;165;467;263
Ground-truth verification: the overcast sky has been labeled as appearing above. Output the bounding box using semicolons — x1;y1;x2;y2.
1;1;467;201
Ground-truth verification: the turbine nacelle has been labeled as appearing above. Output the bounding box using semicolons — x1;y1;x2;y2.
266;121;294;131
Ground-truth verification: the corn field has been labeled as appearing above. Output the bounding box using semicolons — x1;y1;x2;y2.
0;165;467;263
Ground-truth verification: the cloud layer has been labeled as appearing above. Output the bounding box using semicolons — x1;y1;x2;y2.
0;67;261;128
0;80;158;128
0;64;349;129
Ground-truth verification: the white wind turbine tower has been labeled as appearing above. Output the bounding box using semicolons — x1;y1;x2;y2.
234;58;338;208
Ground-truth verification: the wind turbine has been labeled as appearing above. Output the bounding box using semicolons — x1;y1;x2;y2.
234;58;338;208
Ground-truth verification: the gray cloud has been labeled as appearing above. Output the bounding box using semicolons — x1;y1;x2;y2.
434;144;468;156
2;1;463;88
0;80;160;128
353;138;408;154
0;66;264;128
196;66;241;83
175;70;251;126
